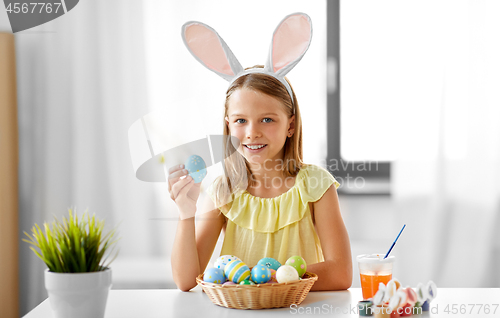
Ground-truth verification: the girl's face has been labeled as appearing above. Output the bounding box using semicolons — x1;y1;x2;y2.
225;88;295;168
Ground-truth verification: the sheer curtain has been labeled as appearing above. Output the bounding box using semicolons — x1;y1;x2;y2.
15;1;164;315
391;0;500;288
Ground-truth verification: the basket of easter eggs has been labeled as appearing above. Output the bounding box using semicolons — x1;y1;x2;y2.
196;255;318;309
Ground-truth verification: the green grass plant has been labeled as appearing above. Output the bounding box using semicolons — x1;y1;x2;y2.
23;208;119;273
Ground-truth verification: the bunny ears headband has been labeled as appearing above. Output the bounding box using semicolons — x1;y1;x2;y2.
181;12;313;103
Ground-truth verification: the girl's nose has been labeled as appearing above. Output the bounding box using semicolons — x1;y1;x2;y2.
246;122;262;139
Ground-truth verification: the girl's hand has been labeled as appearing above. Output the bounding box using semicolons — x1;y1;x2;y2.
168;165;201;219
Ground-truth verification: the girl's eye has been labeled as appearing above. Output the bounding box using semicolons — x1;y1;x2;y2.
234;118;273;124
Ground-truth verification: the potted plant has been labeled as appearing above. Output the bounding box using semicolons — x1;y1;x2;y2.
23;208;119;318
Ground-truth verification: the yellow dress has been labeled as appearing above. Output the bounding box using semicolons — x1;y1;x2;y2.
207;164;340;267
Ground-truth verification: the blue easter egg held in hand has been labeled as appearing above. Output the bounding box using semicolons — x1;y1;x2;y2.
257;257;281;271
203;268;225;284
184;155;207;183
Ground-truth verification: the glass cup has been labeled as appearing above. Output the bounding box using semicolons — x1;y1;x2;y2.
357;254;396;300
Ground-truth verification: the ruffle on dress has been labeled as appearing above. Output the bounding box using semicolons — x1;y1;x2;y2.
208;164;340;233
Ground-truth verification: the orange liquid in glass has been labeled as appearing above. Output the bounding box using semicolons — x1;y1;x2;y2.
360;273;392;300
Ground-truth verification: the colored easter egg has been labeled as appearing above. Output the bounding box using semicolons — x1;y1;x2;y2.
222;281;237;286
257;257;281;271
422;300;430;311
405;287;418;306
397;289;408;307
426;281;437;300
203;268;225;284
267;269;278;283
386;278;400;298
184;155;207;183
285;255;307;277
276;265;299;283
251;265;271;284
224;259;251;284
373;288;385;306
239;279;255;285
214;255;240;271
388;292;401;312
416;283;427;304
387;278;401;291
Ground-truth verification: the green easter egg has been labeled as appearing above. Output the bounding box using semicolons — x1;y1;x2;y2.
285;255;307;277
239;279;255;285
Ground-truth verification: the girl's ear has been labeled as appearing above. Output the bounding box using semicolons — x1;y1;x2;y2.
288;115;296;131
266;13;313;77
182;21;244;82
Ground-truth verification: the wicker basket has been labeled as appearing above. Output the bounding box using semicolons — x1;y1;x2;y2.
196;270;318;309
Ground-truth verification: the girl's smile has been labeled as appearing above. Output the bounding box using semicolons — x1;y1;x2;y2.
225;88;294;169
244;144;267;152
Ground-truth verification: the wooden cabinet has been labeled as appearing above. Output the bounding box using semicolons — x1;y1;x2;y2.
0;32;19;318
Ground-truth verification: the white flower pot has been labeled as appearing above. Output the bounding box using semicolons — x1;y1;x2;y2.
44;268;112;318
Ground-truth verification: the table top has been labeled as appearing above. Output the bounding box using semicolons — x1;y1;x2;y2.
24;287;500;318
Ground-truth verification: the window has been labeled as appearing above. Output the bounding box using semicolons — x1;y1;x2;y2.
327;1;391;195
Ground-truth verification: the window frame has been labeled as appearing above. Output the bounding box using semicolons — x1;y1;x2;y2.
326;1;391;195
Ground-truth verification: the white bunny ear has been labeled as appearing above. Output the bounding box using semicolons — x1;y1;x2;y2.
266;13;313;76
182;21;243;82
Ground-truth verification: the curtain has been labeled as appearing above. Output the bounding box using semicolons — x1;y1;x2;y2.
15;1;166;315
391;0;500;288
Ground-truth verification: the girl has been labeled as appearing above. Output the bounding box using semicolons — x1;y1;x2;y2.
169;13;352;292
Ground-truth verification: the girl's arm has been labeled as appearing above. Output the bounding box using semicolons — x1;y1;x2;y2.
171;195;225;292
308;184;352;291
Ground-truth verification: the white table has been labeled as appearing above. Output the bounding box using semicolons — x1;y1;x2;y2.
23;287;500;318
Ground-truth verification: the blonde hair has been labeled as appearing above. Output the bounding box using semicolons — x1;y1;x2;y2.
212;65;305;212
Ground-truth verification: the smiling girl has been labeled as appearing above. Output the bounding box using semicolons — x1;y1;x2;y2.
169;13;352;292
